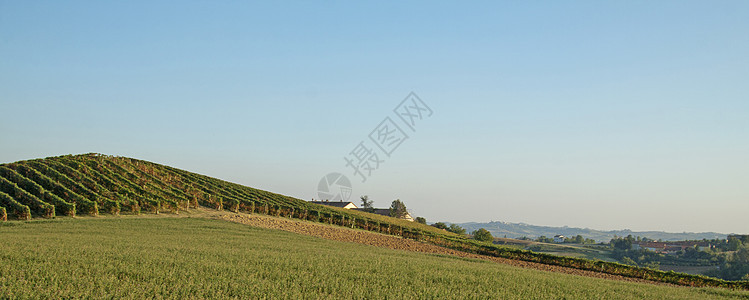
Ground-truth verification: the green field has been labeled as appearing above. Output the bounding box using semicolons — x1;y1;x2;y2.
1;153;747;289
525;242;618;262
1;217;747;299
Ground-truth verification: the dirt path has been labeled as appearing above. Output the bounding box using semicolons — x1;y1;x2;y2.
200;209;671;286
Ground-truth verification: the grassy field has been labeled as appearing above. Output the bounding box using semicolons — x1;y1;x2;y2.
2;154;746;288
1;217;747;299
526;242;618;262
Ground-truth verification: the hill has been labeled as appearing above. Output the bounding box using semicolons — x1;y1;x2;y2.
1;153;747;290
2;216;747;299
456;221;729;243
0;153;441;234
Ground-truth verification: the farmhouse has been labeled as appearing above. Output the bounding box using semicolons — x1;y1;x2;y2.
309;200;358;209
308;200;415;222
553;235;565;243
631;242;667;252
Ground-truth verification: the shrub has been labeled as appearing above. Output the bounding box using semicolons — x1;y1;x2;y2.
448;224;466;235
0;191;30;220
101;198;121;215
432;222;448;230
0;166;76;216
226;198;240;213
472;228;493;242
14;163;98;216
0;176;54;218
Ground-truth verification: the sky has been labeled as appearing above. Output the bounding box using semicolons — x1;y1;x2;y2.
1;1;747;234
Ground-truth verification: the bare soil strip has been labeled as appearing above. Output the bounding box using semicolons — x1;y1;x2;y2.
201;209;672;286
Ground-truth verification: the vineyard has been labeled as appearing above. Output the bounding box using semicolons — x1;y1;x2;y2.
1;153;747;291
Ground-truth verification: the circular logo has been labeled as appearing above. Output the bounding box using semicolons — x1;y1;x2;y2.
317;172;352;201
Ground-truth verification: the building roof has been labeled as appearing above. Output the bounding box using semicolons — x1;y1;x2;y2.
633;242;667;249
310;201;358;209
370;208;392;215
353;208;392;215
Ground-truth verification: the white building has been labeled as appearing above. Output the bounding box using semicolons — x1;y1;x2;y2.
553;235;565;243
310;200;358;209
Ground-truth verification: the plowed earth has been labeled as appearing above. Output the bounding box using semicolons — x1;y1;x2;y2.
201;209;671;286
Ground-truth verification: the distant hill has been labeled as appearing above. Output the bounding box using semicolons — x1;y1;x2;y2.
455;221;729;243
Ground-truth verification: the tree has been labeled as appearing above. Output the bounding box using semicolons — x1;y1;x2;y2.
621;257;638;266
415;217;426;224
735;246;749;263
729;238;743;251
432;222;448;230
472;228;493;243
448;224;466;235
705;246;749;281
642;261;660;270
389;199;408;218
574;235;584;244
611;237;632;251
360;195;374;212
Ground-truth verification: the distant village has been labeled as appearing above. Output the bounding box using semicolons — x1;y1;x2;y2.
310;199;748;257
623;235;749;254
539;233;749;254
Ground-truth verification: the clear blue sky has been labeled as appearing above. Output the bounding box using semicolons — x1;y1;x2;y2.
2;1;747;233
